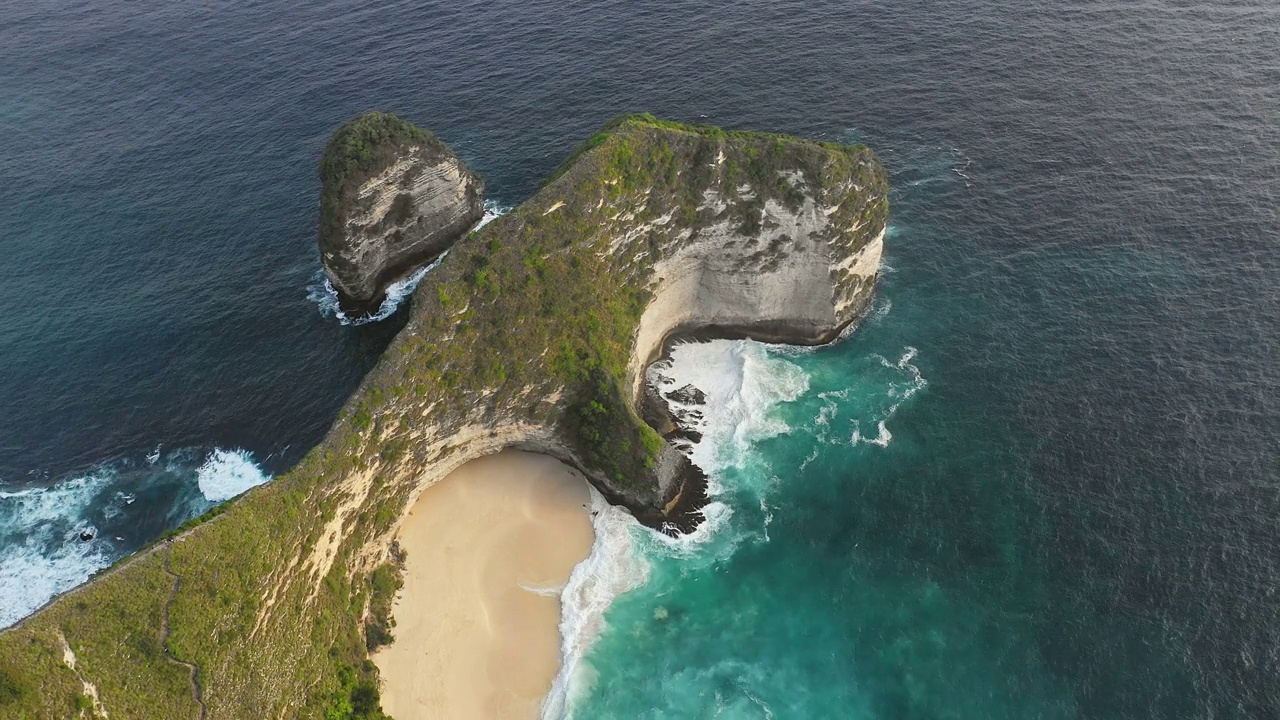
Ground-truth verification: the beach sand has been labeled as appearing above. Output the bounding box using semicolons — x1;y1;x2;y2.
371;450;593;719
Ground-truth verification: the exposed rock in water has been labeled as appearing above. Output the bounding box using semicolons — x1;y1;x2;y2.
318;112;484;313
665;384;707;405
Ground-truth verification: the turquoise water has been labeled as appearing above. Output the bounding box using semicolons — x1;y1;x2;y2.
578;331;1081;717
567;147;1211;717
4;0;1279;714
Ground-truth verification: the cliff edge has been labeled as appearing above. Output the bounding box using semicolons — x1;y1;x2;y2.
0;115;887;719
319;112;484;313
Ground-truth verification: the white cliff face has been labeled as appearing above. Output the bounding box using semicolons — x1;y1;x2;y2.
322;145;483;309
627;182;884;402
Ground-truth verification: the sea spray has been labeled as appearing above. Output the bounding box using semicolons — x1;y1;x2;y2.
195;448;271;501
0;446;270;628
0;472;115;627
650;340;808;469
547;339;814;717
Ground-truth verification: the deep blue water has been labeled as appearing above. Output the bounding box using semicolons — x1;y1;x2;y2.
2;0;1278;716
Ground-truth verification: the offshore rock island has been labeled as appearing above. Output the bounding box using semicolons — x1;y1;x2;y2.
0;114;887;718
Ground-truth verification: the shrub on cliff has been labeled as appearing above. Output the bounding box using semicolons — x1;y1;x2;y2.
0;663;23;705
364;556;404;651
323;662;389;720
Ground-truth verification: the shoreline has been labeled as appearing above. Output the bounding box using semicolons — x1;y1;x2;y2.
632;302;879;536
371;450;593;719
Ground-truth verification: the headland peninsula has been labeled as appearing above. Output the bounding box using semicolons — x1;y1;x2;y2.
0;113;886;719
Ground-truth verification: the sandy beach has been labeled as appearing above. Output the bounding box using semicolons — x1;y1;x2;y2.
371;450;593;719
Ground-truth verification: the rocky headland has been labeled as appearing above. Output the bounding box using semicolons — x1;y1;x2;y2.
0;114;887;719
319;112;484;313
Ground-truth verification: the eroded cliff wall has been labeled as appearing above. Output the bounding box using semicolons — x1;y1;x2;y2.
628;168;885;402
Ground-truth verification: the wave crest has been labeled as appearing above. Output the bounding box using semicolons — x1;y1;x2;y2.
196;448;270;502
0;446;270;628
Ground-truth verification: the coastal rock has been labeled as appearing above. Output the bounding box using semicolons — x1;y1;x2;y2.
626;154;886;405
319;112;484;313
665;384;706;405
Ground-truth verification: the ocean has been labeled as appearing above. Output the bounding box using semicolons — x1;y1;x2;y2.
2;0;1277;716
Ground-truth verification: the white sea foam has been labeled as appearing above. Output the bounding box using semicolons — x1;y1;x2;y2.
871;296;893;321
518;582;565;598
759;498;773;543
652;498;736;554
195;448;270;502
543;487;649;719
310;200;510;325
815;346;926;449
308;254;447;326
798;447;821;472
851;420;893;447
650;339;809;475
0;472;115;628
546;339;811;716
879;346;926;418
0;445;272;628
644;339;809;556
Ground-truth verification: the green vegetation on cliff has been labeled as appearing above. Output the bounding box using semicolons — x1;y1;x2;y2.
363;552;404;652
318;112;444;249
0;115;887;719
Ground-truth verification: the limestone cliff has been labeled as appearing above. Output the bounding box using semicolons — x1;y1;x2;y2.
319;112;484;312
627;149;886;403
0;115;886;719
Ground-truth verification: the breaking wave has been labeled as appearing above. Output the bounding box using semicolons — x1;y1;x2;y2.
543;488;649;719
0;446;269;628
0;472;116;628
196;448;270;502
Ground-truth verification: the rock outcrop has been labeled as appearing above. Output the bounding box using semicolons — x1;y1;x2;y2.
319;112;484;312
626;149;886;404
0;115;887;720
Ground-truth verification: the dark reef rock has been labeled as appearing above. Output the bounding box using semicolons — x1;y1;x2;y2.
318;112;484;313
665;384;707;406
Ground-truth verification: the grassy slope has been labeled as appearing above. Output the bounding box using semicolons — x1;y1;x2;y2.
0;115;886;720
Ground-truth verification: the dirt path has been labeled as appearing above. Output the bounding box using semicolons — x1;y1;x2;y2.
161;543;208;720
